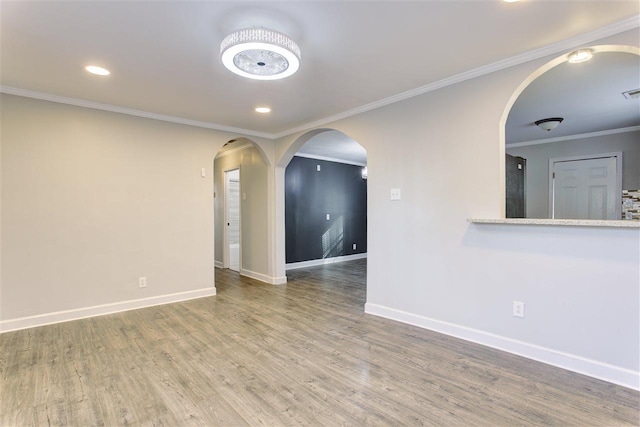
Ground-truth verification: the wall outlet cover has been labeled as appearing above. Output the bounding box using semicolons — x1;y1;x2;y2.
513;301;524;318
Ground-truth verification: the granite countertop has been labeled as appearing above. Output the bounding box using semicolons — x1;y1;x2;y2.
468;218;640;228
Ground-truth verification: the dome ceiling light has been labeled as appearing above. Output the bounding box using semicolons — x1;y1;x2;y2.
220;28;301;80
535;117;564;131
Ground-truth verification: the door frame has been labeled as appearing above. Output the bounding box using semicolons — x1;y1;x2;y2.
223;166;241;270
548;152;622;219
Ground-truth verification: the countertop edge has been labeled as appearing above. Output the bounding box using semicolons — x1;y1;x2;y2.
467;218;640;228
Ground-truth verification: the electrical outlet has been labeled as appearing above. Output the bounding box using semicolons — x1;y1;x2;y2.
513;301;524;318
390;188;401;201
353;243;357;250
326;213;330;220
139;277;147;288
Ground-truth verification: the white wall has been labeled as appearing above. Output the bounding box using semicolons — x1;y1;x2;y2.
275;30;640;389
1;29;637;390
507;131;640;218
214;144;269;277
0;95;235;329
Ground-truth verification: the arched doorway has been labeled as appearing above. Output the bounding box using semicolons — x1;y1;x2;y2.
213;137;271;279
278;129;368;293
501;45;639;220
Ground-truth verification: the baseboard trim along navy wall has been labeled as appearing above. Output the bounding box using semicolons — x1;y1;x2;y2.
364;303;639;391
240;268;287;285
214;260;224;268
0;287;217;334
286;253;368;270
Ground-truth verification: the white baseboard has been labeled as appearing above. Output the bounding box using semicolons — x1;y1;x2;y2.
0;287;217;334
286;253;367;270
240;268;287;285
364;303;639;391
214;260;224;268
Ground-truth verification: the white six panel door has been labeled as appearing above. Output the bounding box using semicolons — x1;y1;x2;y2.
552;156;617;220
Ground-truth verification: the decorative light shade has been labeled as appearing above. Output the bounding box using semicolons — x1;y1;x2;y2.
568;49;593;64
535;117;564;131
220;28;301;80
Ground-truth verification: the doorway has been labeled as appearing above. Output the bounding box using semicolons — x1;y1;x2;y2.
224;168;240;272
549;153;622;220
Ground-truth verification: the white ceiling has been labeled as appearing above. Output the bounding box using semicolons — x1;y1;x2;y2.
296;131;367;166
2;1;639;143
506;51;640;144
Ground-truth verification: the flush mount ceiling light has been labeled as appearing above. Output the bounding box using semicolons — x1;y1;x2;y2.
255;106;271;113
85;65;110;76
568;49;593;64
622;88;640;100
220;28;301;80
535;117;564;131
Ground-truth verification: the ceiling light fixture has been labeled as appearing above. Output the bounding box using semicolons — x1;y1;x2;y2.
85;65;110;76
255;106;271;113
535;117;564;131
220;28;301;80
568;49;593;64
622;88;640;100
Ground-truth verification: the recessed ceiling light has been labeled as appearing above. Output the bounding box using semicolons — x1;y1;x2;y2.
568;49;593;64
255;107;271;114
503;0;520;3
221;28;301;80
85;65;110;76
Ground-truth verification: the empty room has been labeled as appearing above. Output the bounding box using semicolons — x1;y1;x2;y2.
1;1;639;425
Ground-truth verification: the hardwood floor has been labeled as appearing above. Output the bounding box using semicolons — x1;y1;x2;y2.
1;259;638;426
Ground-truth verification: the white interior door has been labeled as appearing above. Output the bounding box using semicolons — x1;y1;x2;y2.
551;155;620;220
225;169;240;272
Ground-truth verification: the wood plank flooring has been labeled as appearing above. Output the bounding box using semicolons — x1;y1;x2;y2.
1;259;638;426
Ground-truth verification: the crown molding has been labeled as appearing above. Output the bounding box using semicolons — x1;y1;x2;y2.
506;126;640;148
2;16;638;142
0;86;273;140
272;15;640;139
294;153;367;167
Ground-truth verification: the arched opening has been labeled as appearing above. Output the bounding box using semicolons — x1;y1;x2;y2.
213;137;271;282
501;45;640;220
279;129;368;301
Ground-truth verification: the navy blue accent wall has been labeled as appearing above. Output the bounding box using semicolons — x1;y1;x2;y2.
285;156;367;263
